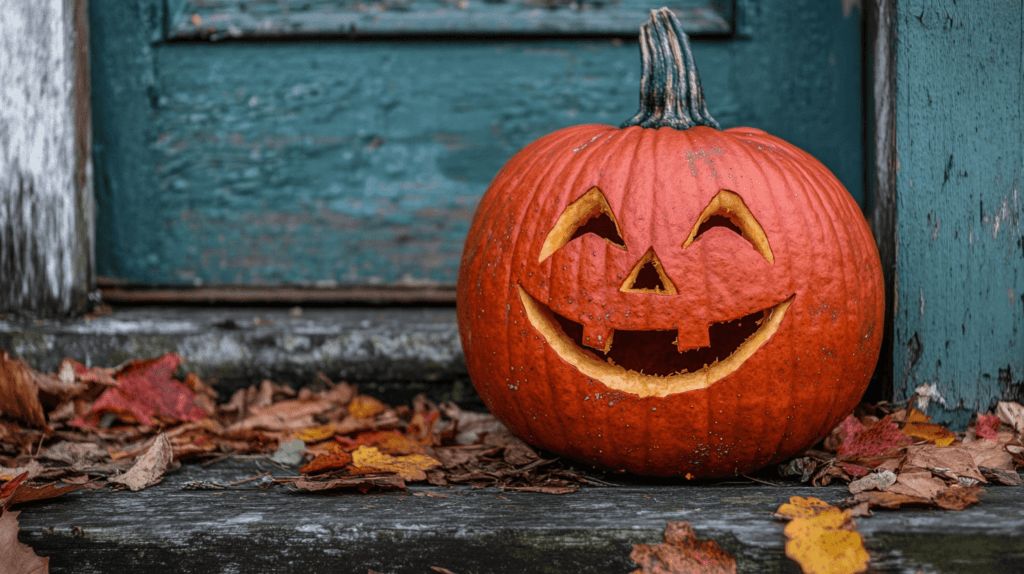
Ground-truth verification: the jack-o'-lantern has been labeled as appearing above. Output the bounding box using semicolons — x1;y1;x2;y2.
456;8;884;477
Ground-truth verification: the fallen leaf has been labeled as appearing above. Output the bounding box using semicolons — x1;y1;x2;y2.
630;522;737;574
996;401;1024;437
904;444;986;483
39;441;106;466
847;470;896;494
5;482;85;508
0;462;44;483
837;419;911;464
351;446;441;481
886;470;946;500
72;354;207;427
337;430;425;455
974;414;1001;441
774;496;836;521
978;467;1023;486
110;433;174;491
0;350;48;429
932;484;985;511
1;472;30;511
961;439;1015;471
901;421;956;447
294;426;336;444
270;439;306;467
228;399;334;432
299;451;353;474
777;498;868;574
502;484;580;494
0;510;49;574
288;475;406;492
348;395;387;419
430;568;459;574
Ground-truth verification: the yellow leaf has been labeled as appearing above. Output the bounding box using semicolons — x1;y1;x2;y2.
775;496;834;520
293;426;336;444
777;499;869;574
348;395;387;419
902;422;956;447
350;445;441;481
906;408;931;423
785;529;869;574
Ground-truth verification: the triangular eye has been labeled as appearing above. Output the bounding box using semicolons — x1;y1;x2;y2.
621;248;678;295
682;190;774;263
539;187;626;262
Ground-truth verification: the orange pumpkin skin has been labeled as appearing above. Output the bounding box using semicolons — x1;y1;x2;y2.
456;123;884;477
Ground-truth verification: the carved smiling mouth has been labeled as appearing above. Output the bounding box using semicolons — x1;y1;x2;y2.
518;286;794;397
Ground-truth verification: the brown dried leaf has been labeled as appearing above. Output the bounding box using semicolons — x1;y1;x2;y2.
228;398;334;432
848;470;896;494
288;475;406;492
932;485;985;510
5;482;85;508
886;471;946;500
961;439;1015;471
0;510;49;574
630;522;737;574
502;484;579;494
0;350;48;429
996;401;1024;437
0;462;44;483
904;444;986;483
110;433;174;491
39;441;105;466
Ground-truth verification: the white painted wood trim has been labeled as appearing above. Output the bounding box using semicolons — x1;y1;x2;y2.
0;0;93;316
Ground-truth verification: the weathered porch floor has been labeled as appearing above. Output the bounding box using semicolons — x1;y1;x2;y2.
15;459;1024;574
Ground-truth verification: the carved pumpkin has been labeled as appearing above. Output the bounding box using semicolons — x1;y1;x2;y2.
456;9;884;477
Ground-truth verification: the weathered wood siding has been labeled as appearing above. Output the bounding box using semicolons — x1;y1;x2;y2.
0;0;94;316
892;0;1024;426
92;0;863;287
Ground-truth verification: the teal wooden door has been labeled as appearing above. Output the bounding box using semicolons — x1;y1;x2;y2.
91;0;863;289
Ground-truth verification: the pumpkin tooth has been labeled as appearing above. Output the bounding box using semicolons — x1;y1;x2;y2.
675;325;711;353
582;323;615;354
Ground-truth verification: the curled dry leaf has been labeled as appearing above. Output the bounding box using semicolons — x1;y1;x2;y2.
630;522;737;574
776;497;868;574
901;410;956;447
996;401;1024;437
0;350;48;429
110;433;174;491
350;446;441;481
847;470;896;494
0;510;49;574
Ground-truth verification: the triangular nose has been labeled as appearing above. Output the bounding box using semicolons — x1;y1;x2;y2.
621;249;677;295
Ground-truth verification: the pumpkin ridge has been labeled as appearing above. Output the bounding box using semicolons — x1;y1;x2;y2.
484;126;607;441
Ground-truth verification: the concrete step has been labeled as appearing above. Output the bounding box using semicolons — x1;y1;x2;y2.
14;459;1024;574
0;306;475;406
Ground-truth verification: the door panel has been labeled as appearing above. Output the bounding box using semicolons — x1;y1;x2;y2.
91;0;863;288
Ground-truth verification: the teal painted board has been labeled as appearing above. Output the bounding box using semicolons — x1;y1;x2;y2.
893;0;1024;427
167;0;732;39
92;0;863;287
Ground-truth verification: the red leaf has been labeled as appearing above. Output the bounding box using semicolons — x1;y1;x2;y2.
838;419;912;463
975;414;1000;441
71;354;207;427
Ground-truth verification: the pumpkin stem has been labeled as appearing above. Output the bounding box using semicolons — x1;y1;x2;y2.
622;8;719;130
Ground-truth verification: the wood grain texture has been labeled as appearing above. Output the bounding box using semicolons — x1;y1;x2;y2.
0;0;94;317
166;0;732;40
892;0;1024;427
92;0;863;287
14;460;1024;573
